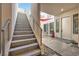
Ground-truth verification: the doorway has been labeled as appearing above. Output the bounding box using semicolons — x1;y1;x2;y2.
61;16;72;40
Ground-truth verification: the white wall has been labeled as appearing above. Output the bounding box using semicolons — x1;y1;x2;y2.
1;4;12;27
31;3;40;24
55;7;79;43
0;3;18;55
54;16;61;38
0;4;2;53
62;16;72;40
11;3;18;39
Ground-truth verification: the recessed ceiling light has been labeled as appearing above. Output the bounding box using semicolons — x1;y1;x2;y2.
61;8;64;12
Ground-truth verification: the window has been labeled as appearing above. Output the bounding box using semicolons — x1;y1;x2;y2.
73;14;78;34
44;24;48;32
50;22;54;32
56;19;59;32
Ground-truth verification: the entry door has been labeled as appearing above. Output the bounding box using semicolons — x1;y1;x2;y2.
62;16;72;40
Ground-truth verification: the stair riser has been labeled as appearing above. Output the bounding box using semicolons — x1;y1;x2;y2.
15;25;30;27
15;22;30;25
15;25;31;28
13;35;35;40
15;28;31;30
11;39;37;48
15;29;32;31
16;20;29;22
14;32;33;35
16;23;29;25
15;27;31;29
16;23;28;24
31;52;41;56
9;45;39;56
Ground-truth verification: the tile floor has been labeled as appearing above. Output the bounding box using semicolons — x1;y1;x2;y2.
42;35;79;56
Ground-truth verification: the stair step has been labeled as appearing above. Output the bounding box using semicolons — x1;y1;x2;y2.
18;49;41;56
14;31;33;35
52;54;59;56
15;28;32;31
9;43;39;56
15;26;31;28
13;34;35;40
16;20;29;25
15;27;31;29
10;43;38;51
11;38;36;48
16;23;29;25
16;23;30;25
13;34;34;37
15;24;30;26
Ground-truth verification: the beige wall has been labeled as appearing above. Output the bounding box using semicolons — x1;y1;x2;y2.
0;3;17;55
0;4;2;53
0;3;12;55
1;3;12;27
31;3;40;24
1;3;17;41
31;4;42;52
11;3;17;39
54;16;61;38
55;7;79;43
62;16;72;40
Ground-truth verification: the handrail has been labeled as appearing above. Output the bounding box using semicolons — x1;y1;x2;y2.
32;15;42;46
31;15;42;31
1;19;10;56
26;12;42;54
1;19;10;31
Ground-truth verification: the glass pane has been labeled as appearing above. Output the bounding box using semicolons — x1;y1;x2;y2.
50;22;54;32
44;24;48;32
73;14;78;34
56;19;59;32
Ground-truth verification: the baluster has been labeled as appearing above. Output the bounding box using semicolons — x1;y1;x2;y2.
8;23;10;41
1;30;5;56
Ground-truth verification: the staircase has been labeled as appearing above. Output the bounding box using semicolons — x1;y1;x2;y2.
9;12;41;56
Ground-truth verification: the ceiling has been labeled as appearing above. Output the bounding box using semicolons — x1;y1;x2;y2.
40;3;79;16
